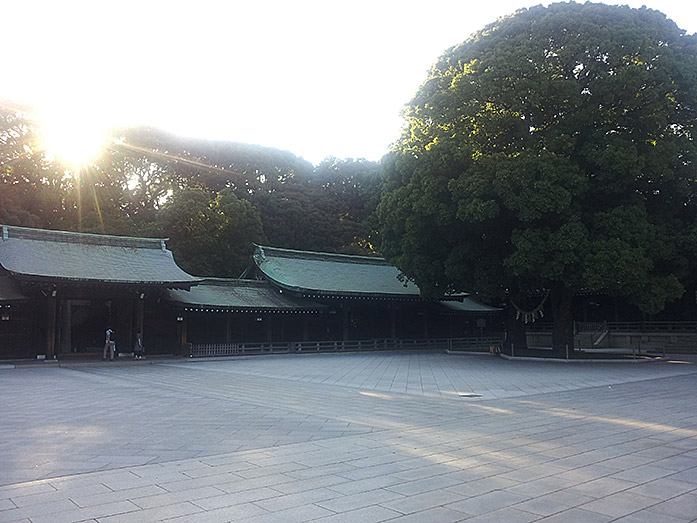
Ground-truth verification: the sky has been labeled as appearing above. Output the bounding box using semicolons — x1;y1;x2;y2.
2;0;697;166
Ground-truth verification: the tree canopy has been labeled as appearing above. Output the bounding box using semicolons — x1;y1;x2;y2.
0;112;381;277
116;128;381;256
378;2;697;352
152;187;266;277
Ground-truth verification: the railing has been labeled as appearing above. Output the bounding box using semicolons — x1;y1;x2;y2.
189;336;503;358
607;321;697;332
530;321;697;333
527;323;553;331
576;321;605;333
444;337;503;353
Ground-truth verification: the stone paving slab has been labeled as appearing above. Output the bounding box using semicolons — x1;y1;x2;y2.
1;352;697;521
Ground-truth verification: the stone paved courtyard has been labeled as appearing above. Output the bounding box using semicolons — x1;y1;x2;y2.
1;351;697;522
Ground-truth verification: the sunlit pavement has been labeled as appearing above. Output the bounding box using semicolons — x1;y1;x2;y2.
2;352;697;522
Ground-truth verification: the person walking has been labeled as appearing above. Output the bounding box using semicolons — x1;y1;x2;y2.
134;331;145;359
103;327;116;361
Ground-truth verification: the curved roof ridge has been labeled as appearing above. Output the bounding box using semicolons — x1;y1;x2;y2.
1;224;168;250
254;244;389;266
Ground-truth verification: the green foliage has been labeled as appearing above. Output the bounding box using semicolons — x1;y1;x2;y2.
0;112;382;273
119;128;382;255
379;2;697;330
119;127;315;193
154;187;265;277
0;109;67;228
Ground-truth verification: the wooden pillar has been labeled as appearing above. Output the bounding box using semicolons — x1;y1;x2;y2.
302;315;309;342
59;299;72;354
127;298;134;350
266;316;273;342
343;306;349;341
137;293;145;338
226;314;232;344
423;309;429;340
177;313;187;355
182;316;188;355
46;291;57;359
390;305;397;340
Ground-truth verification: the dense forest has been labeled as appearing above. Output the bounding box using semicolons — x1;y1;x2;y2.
0;109;382;277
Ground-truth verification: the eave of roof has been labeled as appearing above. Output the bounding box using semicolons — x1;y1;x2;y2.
0;273;28;303
166;278;326;312
436;297;501;314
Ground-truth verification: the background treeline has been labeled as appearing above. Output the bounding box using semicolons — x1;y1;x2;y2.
0;109;382;277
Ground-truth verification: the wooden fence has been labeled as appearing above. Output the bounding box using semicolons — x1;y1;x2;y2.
530;321;697;333
189;336;503;358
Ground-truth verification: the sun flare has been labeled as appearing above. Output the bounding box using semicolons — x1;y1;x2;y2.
37;110;109;170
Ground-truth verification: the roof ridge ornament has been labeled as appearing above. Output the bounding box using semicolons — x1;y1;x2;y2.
1;226;7;241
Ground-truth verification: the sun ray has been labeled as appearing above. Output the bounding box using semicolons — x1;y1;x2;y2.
75;167;83;232
88;170;105;233
36;107;109;171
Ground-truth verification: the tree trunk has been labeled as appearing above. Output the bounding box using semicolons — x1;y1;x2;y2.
551;285;574;357
504;299;527;354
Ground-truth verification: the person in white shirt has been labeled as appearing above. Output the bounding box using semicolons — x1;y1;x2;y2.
103;328;116;361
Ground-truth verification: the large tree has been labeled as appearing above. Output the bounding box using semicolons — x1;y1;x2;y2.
0;108;68;228
378;2;697;354
154;187;266;277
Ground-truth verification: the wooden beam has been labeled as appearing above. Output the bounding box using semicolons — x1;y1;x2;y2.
59;299;72;354
176;313;187;355
46;292;57;359
343;306;349;341
137;294;144;337
390;306;397;340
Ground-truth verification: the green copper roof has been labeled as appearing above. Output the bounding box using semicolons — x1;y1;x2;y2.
0;225;198;287
253;245;423;298
166;278;326;311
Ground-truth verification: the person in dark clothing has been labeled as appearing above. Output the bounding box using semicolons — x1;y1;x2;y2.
103;327;116;361
134;331;145;359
